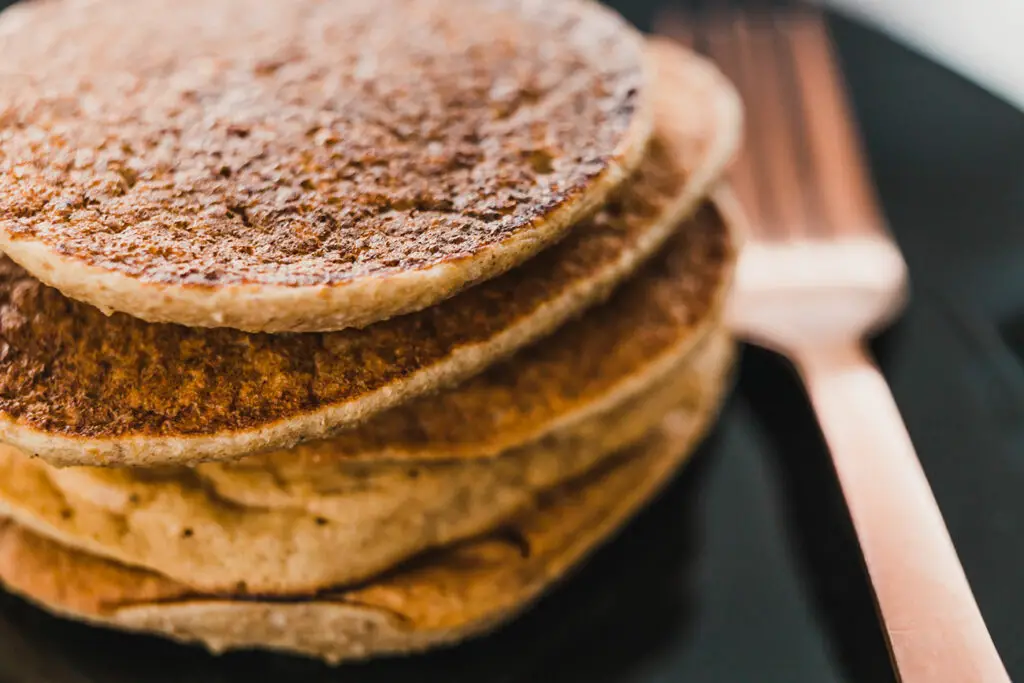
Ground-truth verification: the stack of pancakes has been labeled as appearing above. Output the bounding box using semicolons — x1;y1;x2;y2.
0;0;743;664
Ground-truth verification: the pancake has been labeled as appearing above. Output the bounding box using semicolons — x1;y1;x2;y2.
0;185;740;594
73;189;736;499
0;321;732;594
0;402;718;663
0;0;652;333
0;43;742;468
252;194;739;468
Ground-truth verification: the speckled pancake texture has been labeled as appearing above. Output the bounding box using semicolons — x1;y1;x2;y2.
0;0;653;332
190;198;735;474
0;43;742;467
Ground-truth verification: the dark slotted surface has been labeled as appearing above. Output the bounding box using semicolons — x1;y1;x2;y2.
1;3;1023;683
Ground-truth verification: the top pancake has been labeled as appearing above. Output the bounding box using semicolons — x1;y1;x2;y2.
0;0;652;332
0;43;741;468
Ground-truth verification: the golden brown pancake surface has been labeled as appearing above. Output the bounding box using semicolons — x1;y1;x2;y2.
0;202;726;461
0;0;652;331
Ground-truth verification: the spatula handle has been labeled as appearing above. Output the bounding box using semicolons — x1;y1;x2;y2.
796;343;1009;683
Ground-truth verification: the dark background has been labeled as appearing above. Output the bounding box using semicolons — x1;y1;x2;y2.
1;2;1023;681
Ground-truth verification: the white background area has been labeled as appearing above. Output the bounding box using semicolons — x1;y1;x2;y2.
823;0;1024;111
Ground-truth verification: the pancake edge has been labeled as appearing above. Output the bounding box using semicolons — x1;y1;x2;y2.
0;387;728;663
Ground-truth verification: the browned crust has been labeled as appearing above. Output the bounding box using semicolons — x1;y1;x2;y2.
0;0;653;332
220;201;734;471
0;44;743;467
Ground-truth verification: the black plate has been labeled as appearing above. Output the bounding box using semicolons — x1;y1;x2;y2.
1;3;1023;681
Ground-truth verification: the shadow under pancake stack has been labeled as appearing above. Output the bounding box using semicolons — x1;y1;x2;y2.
0;0;743;664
